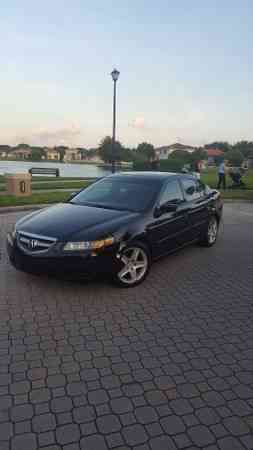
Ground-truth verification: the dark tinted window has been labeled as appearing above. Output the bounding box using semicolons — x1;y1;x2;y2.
159;180;184;205
181;178;200;201
196;180;206;197
71;177;162;212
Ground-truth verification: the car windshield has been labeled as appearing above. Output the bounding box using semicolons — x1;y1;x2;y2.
71;177;162;212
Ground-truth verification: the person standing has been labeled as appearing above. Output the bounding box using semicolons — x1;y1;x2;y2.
191;160;201;179
217;159;226;189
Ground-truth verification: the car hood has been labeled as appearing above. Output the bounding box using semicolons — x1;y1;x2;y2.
16;202;139;241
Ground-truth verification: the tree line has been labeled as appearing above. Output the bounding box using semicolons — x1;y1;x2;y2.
98;138;253;168
1;139;253;167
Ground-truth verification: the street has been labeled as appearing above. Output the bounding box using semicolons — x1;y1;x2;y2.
0;203;253;450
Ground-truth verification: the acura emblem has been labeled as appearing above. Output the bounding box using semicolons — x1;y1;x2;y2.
29;239;38;249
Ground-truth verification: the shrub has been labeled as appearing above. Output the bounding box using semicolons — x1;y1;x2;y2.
159;159;183;172
133;160;153;171
226;149;244;166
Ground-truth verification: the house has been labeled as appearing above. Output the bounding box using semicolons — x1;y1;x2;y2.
11;148;31;159
46;149;60;160
0;151;7;158
155;143;196;160
206;148;224;166
64;148;82;162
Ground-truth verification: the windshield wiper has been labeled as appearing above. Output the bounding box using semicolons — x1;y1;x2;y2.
70;201;135;212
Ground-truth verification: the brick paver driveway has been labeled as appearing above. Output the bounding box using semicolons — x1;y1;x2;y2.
0;203;253;450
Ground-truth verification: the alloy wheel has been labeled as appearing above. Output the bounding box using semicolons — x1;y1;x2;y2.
207;217;218;244
118;246;148;285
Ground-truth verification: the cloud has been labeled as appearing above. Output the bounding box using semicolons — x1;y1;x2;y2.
9;123;83;147
130;117;147;130
31;124;82;146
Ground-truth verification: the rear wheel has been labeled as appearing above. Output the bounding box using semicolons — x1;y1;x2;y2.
114;242;151;287
200;216;219;247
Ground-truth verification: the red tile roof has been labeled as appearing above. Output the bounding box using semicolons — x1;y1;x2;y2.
207;148;224;157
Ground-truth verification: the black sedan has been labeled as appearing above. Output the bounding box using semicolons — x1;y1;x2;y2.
7;172;223;287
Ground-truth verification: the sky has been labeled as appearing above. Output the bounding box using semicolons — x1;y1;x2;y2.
0;0;253;148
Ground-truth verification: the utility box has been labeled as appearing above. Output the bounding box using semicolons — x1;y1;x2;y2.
5;173;32;197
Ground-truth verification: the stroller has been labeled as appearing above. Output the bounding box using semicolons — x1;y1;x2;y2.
228;167;246;189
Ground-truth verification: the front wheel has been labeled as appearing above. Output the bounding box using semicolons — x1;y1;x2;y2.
200;216;219;247
114;242;151;287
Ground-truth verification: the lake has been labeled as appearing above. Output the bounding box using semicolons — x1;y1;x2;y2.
0;160;112;178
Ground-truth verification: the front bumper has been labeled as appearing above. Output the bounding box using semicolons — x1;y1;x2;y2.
7;235;122;278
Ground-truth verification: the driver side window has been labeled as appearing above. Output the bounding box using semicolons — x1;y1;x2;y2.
159;180;184;205
181;178;201;201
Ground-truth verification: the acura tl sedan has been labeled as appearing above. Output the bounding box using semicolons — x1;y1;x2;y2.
7;172;223;287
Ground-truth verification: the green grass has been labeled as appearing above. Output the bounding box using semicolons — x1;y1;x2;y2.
31;181;90;191
220;190;253;201
0;181;90;192
0;175;94;182
1;170;253;207
0;191;70;207
201;169;253;190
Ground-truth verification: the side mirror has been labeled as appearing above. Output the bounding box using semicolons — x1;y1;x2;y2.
68;191;77;201
161;202;178;213
154;202;178;217
186;186;195;196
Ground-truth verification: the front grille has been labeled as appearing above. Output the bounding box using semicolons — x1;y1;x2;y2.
17;231;57;254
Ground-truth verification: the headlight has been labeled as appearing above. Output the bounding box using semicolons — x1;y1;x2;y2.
63;237;115;252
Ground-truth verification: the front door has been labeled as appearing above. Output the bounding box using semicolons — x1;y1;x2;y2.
147;179;189;257
180;178;209;240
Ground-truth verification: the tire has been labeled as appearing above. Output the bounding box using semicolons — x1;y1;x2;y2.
114;241;151;287
199;216;219;247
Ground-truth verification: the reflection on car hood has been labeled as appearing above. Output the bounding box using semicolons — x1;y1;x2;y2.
16;202;139;240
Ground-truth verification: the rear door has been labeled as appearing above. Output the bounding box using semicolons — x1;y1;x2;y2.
180;177;209;240
147;179;189;257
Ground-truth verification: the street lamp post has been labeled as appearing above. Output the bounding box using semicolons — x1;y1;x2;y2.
111;68;120;174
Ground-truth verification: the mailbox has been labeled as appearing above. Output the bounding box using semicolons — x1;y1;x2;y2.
5;173;32;197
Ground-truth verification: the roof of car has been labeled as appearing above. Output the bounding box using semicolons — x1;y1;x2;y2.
109;171;183;181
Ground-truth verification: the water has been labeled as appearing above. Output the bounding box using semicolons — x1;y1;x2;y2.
0;160;111;178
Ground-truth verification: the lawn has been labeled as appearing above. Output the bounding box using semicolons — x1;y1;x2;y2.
201;168;253;189
0;170;253;207
0;180;91;192
0;191;70;207
0;175;94;183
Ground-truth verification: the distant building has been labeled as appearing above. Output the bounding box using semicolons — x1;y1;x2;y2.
64;148;82;162
206;148;224;165
155;143;196;160
85;154;102;163
11;148;31;159
46;149;60;160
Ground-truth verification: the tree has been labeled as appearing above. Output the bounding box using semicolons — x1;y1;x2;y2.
160;158;184;172
121;147;135;162
226;148;244;166
190;148;207;163
233;141;253;158
76;148;88;160
204;142;231;152
16;143;31;149
55;146;68;162
170;150;192;163
99;136;122;163
30;147;45;161
136;142;155;162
